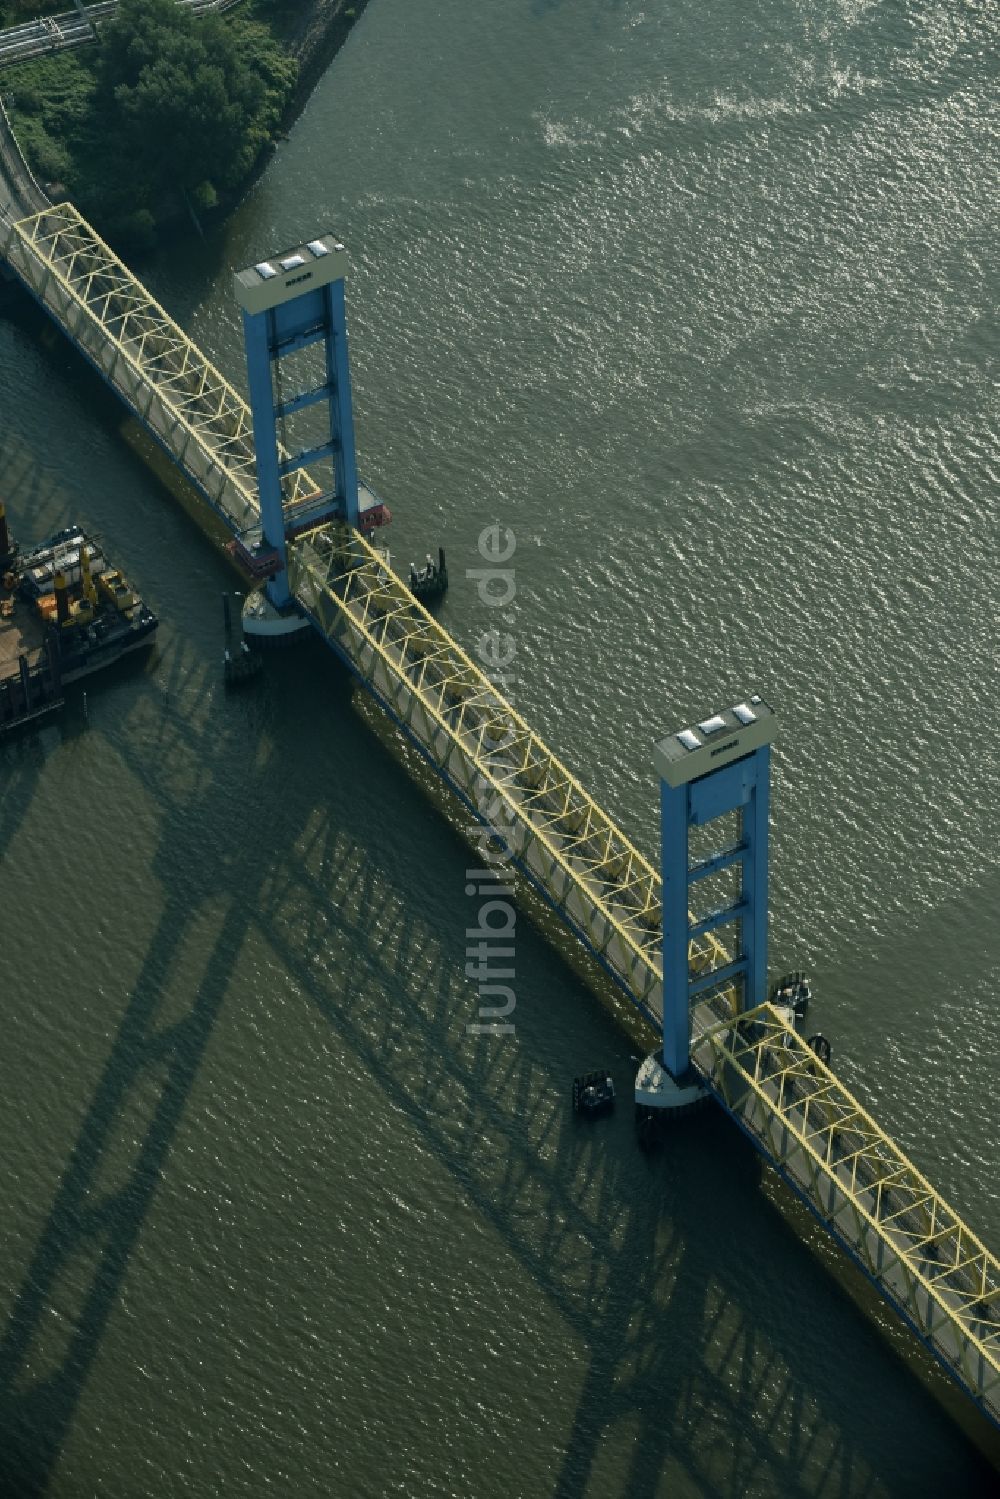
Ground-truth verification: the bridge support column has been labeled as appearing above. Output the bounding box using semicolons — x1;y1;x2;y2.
234;235;360;611
241;308;291;605
637;697;777;1112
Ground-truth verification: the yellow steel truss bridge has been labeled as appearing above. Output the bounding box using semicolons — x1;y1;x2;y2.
1;201;996;1433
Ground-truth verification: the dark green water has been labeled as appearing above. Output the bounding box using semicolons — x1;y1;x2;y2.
1;0;999;1493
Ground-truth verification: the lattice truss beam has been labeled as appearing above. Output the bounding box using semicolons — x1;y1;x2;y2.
3;203;318;533
7;204;994;1426
692;1003;1000;1418
288;526;736;1021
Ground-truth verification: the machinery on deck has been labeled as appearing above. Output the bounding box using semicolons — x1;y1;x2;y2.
1;514;157;734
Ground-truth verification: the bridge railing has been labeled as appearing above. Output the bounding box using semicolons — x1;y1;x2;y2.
692;1002;1000;1422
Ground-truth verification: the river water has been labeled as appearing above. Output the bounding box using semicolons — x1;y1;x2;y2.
1;0;998;1494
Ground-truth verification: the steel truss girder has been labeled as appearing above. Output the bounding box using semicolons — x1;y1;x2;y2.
692;1003;1000;1423
1;202;320;532
4;195;993;1432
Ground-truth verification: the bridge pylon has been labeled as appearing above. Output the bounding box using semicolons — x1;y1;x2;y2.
636;696;777;1112
234;234;360;608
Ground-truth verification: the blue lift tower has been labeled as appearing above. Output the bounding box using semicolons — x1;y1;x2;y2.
233;234;360;609
637;697;777;1112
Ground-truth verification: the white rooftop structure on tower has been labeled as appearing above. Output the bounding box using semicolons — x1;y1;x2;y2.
233;232;348;316
653;695;777;787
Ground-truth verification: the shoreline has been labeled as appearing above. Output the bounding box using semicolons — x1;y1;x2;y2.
229;0;372;222
281;0;371;130
2;0;372;246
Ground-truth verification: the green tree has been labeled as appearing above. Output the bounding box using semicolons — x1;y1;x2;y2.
97;0;296;203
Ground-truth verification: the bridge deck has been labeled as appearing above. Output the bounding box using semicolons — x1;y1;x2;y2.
2;199;996;1432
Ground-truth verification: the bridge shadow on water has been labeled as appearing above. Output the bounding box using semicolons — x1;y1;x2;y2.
0;626;996;1497
0;732;46;866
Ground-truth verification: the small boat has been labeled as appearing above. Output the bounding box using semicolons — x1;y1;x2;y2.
807;1033;832;1066
573;1069;615;1117
409;546;448;602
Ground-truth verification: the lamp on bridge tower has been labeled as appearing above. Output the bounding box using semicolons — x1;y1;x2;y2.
233;233;360;611
636;696;777;1115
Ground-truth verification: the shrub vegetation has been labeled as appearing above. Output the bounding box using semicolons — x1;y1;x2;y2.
6;0;297;246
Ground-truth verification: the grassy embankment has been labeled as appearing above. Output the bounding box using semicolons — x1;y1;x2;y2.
3;0;355;246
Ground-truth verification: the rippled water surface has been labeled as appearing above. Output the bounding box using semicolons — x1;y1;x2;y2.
1;0;998;1493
